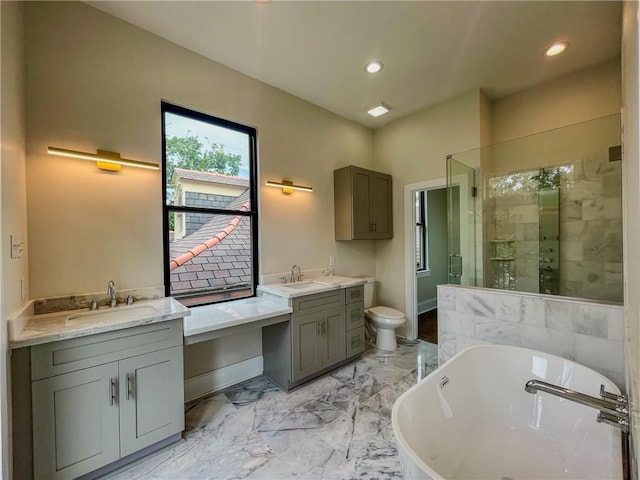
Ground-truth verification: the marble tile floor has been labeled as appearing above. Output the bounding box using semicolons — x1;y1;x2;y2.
105;340;438;480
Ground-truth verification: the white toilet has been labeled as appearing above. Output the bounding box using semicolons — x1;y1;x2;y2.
362;277;406;351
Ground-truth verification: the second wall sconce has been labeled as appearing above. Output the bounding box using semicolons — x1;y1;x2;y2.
48;146;160;171
265;180;313;194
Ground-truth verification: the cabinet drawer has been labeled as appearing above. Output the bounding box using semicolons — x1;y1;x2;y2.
345;302;364;330
292;289;345;314
31;320;184;381
345;285;364;304
346;327;365;358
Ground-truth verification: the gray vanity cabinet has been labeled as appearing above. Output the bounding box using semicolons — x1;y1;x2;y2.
118;346;184;457
30;320;184;480
334;165;393;240
291;306;345;381
32;363;120;479
345;285;365;358
264;290;349;390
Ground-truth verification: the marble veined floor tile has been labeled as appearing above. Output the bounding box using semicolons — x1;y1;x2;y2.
322;372;388;412
224;375;282;407
322;438;402;480
245;374;343;413
330;354;399;382
246;434;339;480
184;394;259;449
185;392;237;432
104;437;205;479
371;342;438;373
168;433;275;480
108;340;435;480
254;398;344;455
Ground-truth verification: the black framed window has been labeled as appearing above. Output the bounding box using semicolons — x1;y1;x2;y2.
162;102;258;306
416;190;427;271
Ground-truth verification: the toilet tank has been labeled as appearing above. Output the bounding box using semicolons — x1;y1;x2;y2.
362;277;376;308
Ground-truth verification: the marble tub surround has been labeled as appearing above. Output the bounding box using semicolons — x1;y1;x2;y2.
105;341;438;480
438;284;625;387
33;285;165;315
9;296;189;349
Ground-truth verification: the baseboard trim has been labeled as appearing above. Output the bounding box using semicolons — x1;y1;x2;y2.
184;356;264;402
418;298;437;315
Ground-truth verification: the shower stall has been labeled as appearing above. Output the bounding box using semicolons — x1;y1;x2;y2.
447;113;623;304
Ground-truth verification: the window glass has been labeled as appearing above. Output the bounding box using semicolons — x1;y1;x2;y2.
416;190;427;271
162;103;257;306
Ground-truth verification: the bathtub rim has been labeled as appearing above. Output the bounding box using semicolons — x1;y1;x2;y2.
391;344;622;480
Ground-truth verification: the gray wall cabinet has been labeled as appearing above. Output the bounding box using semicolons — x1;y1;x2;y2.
263;285;364;391
334;165;393;240
29;320;184;479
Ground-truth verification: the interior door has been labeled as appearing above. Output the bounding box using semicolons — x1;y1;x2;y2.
447;155;477;286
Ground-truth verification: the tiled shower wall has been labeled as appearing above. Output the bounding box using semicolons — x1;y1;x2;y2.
484;154;622;302
437;284;625;388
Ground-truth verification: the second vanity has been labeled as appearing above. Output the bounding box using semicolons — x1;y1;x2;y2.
258;276;366;391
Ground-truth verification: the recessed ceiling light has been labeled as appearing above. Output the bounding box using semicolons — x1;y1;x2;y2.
367;103;390;117
365;61;384;74
545;42;569;57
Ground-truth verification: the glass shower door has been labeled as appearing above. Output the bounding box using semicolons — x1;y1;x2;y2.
447;155;477;286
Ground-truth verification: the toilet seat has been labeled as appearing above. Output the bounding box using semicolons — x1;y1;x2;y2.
367;306;405;320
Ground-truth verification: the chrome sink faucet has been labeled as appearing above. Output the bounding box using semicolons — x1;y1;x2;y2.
107;280;117;308
290;265;302;283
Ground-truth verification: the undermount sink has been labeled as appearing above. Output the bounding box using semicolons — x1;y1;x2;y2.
66;304;158;323
281;282;321;290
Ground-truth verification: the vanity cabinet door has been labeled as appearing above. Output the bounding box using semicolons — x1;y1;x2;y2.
291;312;322;381
119;346;184;457
32;362;120;480
320;307;346;367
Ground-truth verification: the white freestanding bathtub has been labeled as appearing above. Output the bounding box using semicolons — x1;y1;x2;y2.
392;345;623;480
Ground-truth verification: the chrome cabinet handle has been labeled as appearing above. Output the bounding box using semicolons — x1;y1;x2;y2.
317;321;321;336
126;373;134;401
110;378;118;406
321;320;327;336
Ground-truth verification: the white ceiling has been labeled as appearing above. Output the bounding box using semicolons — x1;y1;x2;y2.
87;1;622;128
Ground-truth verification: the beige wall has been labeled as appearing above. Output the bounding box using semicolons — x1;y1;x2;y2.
24;2;375;301
372;90;484;336
2;2;29;320
23;1;375;390
622;0;640;467
492;58;621;144
1;2;28;477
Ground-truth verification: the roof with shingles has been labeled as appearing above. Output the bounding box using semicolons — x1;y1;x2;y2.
169;189;252;294
172;168;249;187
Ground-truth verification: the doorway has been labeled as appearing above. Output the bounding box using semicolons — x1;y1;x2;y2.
403;179;447;343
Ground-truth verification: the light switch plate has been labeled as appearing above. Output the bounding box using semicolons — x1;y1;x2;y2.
10;235;24;259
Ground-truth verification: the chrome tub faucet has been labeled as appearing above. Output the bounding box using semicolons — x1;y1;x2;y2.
525;379;629;432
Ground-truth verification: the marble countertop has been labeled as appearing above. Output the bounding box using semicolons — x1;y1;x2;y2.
257;276;366;299
184;297;292;340
9;297;190;349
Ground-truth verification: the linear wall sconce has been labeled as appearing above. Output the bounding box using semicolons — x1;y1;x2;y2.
48;146;160;171
265;180;313;194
